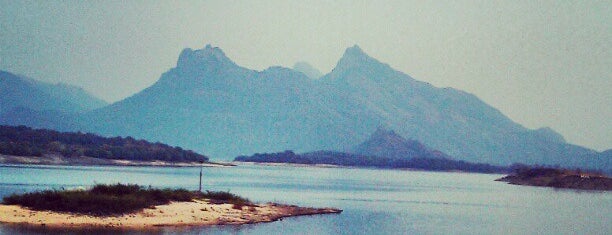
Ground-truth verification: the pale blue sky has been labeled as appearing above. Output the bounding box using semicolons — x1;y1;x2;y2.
0;0;610;150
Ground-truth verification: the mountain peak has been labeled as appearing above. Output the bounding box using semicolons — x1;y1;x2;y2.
293;61;323;79
369;126;405;143
532;127;566;143
333;45;384;72
353;127;448;159
177;44;235;69
345;44;365;55
341;44;369;60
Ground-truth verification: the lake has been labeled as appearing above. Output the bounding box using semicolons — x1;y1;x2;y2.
0;164;610;234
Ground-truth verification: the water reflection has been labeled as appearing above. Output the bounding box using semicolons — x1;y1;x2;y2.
0;164;610;234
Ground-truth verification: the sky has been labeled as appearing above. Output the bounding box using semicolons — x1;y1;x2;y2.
0;0;610;151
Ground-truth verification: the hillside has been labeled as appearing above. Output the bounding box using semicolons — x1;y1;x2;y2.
353;127;449;159
234;150;507;173
235;129;506;173
293;62;323;79
317;46;598;167
0;71;106;131
82;45;605;171
0;70;107;114
7;44;606;171
82;45;347;159
0;125;208;163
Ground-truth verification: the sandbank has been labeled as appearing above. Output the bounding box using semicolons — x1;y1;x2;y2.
0;199;341;228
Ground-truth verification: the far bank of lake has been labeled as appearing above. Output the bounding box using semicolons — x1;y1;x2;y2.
0;154;234;167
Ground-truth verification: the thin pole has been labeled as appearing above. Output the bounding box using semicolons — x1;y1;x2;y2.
199;162;203;192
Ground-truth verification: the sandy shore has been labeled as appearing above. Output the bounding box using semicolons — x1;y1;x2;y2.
0;154;234;167
0;199;341;229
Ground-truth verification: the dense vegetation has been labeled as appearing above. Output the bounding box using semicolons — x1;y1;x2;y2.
2;184;251;215
200;190;252;209
235;150;508;173
0;125;208;162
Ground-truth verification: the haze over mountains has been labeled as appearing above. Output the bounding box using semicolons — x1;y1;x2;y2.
235;129;507;173
293;62;323;80
353;127;450;160
0;45;608;171
0;71;107;130
0;71;107;114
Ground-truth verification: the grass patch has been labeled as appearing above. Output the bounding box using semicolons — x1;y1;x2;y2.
198;190;252;209
2;184;252;216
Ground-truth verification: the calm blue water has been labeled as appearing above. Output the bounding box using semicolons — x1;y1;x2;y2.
0;164;610;234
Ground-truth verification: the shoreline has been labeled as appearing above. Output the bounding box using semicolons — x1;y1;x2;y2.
235;161;342;168
0;199;341;229
496;168;611;191
0;155;234;167
234;161;504;174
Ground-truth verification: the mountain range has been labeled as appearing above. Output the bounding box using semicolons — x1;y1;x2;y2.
293;62;323;79
0;71;106;114
0;44;608;171
0;71;106;130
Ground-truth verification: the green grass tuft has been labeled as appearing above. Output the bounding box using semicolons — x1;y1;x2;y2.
2;184;251;216
198;190;252;209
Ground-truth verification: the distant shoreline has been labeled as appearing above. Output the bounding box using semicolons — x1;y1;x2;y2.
0;154;234;167
234;150;509;174
235;161;342;168
234;161;504;174
496;167;611;191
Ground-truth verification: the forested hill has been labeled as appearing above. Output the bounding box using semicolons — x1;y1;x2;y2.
0;125;208;162
235;150;508;173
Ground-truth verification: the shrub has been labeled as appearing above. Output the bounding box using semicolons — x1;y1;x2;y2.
198;190;251;207
2;184;253;216
2;184;196;216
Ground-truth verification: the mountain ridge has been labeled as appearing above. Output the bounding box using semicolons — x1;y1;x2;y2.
293;62;323;80
72;45;608;171
3;44;606;172
234;127;507;173
0;70;107;114
0;70;107;131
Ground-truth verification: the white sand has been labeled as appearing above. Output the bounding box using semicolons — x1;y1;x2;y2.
0;200;341;228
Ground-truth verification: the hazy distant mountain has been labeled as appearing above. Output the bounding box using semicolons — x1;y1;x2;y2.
0;70;106;130
34;44;605;171
0;70;107;114
293;62;323;79
235;142;507;173
574;149;611;173
316;46;599;168
353;127;449;159
0;107;83;131
82;45;353;158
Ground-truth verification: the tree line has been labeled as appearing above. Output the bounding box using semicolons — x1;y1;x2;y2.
0;125;208;162
235;150;507;173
